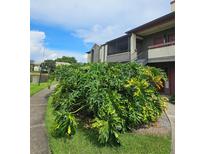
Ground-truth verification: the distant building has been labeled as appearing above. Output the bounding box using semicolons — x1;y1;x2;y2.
56;62;71;66
86;44;101;63
30;61;48;83
30;61;41;72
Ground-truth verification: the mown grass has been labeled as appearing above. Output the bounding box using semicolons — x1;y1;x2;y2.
30;82;48;96
45;97;171;154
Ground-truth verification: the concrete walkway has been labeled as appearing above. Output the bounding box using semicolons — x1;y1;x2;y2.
30;86;54;154
166;103;175;154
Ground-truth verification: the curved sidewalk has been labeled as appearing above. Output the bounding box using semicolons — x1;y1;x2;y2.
166;103;175;154
30;86;54;154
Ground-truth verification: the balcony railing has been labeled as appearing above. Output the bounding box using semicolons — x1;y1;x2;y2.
148;41;175;49
107;51;130;62
148;42;175;60
137;50;148;60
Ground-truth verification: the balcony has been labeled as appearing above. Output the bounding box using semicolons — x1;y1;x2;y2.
107;51;130;62
107;35;130;62
148;41;175;63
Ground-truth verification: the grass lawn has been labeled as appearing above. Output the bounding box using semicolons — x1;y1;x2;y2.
30;82;48;96
45;97;171;154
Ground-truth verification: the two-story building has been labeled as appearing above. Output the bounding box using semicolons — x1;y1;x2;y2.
87;0;175;95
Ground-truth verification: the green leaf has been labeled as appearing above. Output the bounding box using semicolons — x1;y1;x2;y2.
67;126;71;135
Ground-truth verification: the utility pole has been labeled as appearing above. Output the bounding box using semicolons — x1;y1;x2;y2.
38;47;46;85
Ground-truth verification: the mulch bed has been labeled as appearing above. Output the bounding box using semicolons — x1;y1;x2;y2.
133;112;171;136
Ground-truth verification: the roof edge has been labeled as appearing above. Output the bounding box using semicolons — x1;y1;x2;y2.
170;0;175;4
106;34;130;43
126;12;175;34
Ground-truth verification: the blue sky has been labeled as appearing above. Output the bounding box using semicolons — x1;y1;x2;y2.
30;0;170;62
31;20;92;51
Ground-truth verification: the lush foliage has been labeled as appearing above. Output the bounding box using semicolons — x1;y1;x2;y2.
30;60;35;72
55;56;77;64
46;97;171;154
41;60;56;74
50;62;168;145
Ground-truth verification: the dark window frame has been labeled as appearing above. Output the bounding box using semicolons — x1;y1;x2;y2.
107;36;129;55
152;32;175;46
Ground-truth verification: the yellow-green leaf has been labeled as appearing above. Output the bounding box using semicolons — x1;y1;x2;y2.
67;126;71;135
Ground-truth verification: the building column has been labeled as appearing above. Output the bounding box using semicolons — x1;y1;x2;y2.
99;47;103;62
171;0;175;12
130;33;137;61
104;44;108;62
87;53;91;63
99;45;105;62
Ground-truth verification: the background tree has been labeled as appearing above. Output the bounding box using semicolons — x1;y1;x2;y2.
40;59;56;74
55;56;77;64
30;60;35;72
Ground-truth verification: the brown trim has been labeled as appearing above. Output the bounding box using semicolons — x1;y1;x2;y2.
107;50;129;56
153;35;164;45
126;12;175;34
106;34;130;43
148;41;175;49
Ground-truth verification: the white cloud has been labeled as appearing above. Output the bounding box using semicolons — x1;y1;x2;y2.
30;31;45;54
30;30;86;62
74;24;126;44
31;0;171;44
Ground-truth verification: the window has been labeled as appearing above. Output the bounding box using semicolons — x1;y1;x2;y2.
108;36;129;55
153;33;175;46
153;36;164;45
168;33;175;42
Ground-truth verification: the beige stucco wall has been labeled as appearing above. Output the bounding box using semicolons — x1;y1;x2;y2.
87;44;108;63
148;45;175;59
99;46;104;62
99;45;107;62
107;52;130;62
88;44;101;63
171;1;175;12
93;47;100;62
34;66;40;72
87;53;91;63
56;62;70;66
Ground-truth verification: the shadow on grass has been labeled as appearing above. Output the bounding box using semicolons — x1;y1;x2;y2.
51;120;120;149
78;127;121;154
76;122;104;148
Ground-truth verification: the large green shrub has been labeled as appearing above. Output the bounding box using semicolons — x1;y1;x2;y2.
51;62;168;145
